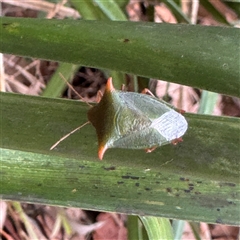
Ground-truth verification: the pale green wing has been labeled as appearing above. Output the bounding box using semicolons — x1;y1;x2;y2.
117;91;173;120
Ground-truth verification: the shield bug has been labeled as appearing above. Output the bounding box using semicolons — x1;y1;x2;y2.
51;77;188;160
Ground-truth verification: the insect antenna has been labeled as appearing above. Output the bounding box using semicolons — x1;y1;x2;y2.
50;73;93;150
59;72;92;107
50;121;90;150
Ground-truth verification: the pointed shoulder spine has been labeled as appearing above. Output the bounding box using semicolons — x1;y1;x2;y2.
105;77;115;92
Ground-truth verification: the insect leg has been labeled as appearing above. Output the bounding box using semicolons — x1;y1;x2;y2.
141;88;155;97
121;84;126;91
145;146;157;153
177;109;185;114
171;137;183;145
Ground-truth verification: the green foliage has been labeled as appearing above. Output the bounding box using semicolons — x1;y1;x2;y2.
140;216;173;239
1;17;239;97
0;8;239;229
0;92;239;225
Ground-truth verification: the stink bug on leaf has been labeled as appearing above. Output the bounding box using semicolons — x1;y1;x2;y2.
51;77;188;160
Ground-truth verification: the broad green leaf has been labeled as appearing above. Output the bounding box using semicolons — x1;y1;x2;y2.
0;92;239;225
1;17;239;97
70;0;127;89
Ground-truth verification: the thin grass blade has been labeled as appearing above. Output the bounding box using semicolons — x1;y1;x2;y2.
140;216;173;240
